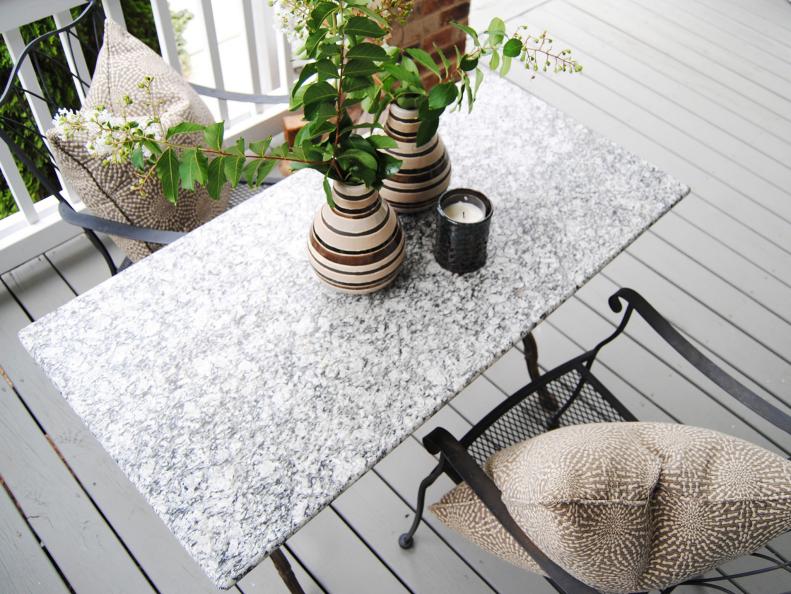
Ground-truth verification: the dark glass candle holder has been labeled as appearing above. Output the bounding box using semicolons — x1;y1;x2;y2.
434;188;493;274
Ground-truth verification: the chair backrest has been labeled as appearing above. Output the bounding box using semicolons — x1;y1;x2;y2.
0;0;294;275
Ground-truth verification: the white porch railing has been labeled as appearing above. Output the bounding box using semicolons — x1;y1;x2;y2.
0;0;294;274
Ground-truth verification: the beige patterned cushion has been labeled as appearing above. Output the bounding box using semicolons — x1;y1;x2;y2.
431;422;791;593
47;19;228;262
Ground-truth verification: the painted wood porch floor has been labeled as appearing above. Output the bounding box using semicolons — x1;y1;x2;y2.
2;0;791;592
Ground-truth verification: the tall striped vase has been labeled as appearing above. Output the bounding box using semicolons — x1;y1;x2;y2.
307;182;406;294
380;103;452;214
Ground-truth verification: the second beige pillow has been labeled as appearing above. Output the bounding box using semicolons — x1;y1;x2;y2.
431;422;791;593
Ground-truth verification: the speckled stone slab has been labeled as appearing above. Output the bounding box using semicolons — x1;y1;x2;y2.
19;76;688;588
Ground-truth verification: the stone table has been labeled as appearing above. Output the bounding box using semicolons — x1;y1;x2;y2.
19;76;689;588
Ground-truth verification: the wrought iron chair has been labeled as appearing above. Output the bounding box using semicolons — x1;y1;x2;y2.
0;0;286;275
400;288;791;594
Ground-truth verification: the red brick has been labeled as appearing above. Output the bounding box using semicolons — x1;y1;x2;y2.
440;2;470;26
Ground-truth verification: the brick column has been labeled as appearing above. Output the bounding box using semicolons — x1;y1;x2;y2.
389;0;470;88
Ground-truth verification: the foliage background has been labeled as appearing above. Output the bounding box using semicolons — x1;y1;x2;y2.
0;1;191;220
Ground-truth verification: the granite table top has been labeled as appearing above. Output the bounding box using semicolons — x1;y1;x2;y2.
19;76;689;588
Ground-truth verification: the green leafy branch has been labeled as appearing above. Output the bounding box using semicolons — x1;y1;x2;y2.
381;17;583;146
81;3;582;207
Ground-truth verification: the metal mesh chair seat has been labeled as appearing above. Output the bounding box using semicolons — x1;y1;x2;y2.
463;361;634;468
400;289;791;594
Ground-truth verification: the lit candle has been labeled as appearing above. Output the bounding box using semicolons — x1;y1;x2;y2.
434;188;493;274
442;201;485;223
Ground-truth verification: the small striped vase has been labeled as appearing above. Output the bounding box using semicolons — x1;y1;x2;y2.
380;103;452;214
307;182;406;294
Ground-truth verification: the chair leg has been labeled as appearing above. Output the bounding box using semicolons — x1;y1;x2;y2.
399;461;445;549
270;548;305;594
522;333;559;411
82;229;118;276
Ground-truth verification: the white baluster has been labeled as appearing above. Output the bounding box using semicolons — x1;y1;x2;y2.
101;0;127;28
149;0;182;73
53;10;92;102
241;0;263;114
199;0;228;121
0;140;39;225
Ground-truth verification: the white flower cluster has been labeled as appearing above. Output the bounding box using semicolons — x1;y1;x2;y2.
269;0;311;41
51;107;162;165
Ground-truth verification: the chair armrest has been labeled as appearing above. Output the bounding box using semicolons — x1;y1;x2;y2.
58;202;185;244
609;288;791;434
422;427;600;594
190;84;290;105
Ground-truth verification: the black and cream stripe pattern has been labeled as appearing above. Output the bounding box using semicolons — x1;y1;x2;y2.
308;182;406;294
380;103;452;214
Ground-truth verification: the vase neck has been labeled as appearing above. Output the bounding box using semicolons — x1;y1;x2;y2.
331;182;380;213
386;103;422;144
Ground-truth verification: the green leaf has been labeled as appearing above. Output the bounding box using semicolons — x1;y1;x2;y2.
310;2;337;27
303;100;336;121
368;135;398;150
460;54;478;71
206;157;226;200
342;76;373;92
347;42;388;61
434;44;451;77
323;175;334;207
292;62;318;98
345;16;386;38
380;153;402;178
406;48;440;78
165;121;206;140
381;63;421;85
250;137;272;156
255;159;277;185
415;116;439;147
317;43;341;59
401;56;421;79
227;138;245;157
130;145;145;170
223;155;245;188
474;67;484;95
337;148;378;171
500;54;512;76
451;21;479;45
315;58;338;79
303;29;328;57
487;17;506;45
179;148;209;190
142;140;162;158
344;59;378;77
204;122;224;151
303;81;337;107
489;50;500;71
503;37;522;58
463;75;473;113
243;158;277;186
156;148;180;204
242;159;259;186
354;6;388;26
427;82;458;110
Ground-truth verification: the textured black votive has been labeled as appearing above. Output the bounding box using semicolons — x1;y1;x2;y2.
434;189;493;274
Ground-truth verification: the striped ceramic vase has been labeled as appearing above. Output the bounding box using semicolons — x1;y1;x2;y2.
307;182;406;294
379;103;452;214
